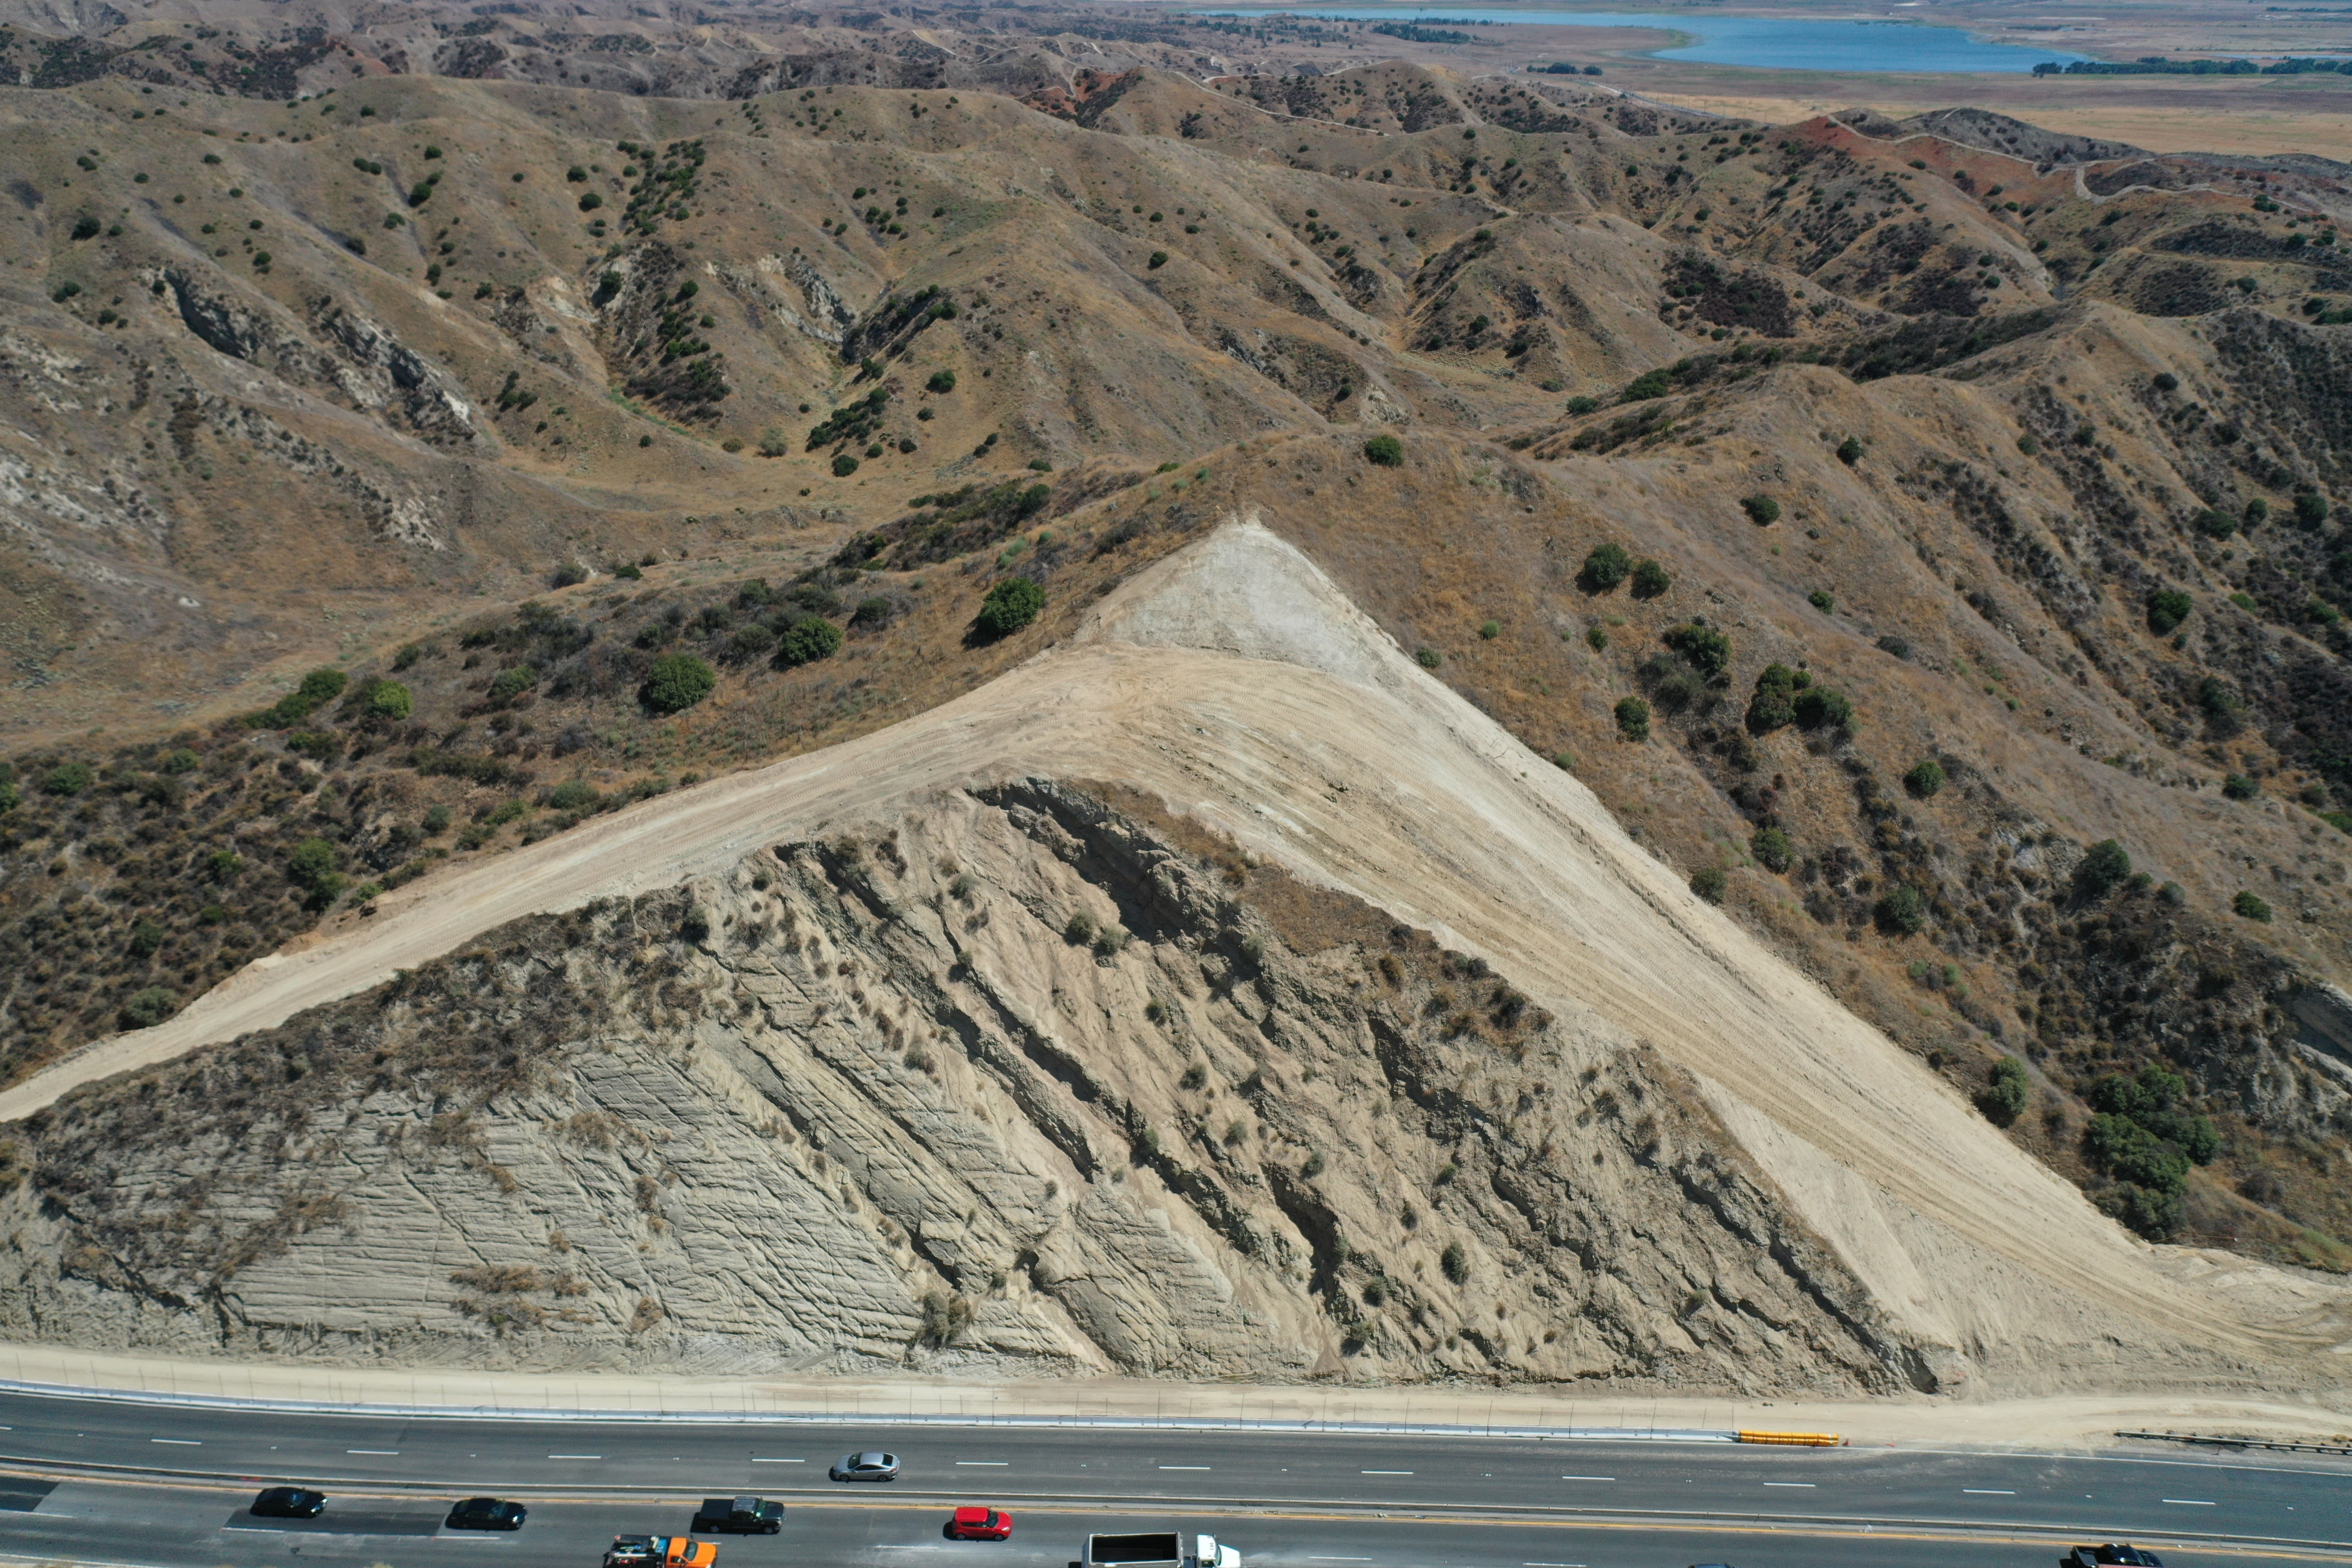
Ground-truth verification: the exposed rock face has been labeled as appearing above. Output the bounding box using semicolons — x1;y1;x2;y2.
0;781;1910;1390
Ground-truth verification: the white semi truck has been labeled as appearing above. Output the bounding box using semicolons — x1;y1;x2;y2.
1082;1532;1240;1568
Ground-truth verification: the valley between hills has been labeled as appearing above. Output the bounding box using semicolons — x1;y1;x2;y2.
1;0;2351;1420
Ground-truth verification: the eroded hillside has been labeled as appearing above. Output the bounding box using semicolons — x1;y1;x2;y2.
3;782;1916;1389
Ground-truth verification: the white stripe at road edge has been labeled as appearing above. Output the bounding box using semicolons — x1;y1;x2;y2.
1559;1476;1614;1482
148;1439;199;1446
2164;1498;2217;1505
1157;1465;1210;1470
956;1462;1008;1467
750;1458;802;1464
1961;1489;2013;1495
1360;1470;1413;1475
348;1450;399;1455
548;1455;603;1460
1762;1482;1816;1488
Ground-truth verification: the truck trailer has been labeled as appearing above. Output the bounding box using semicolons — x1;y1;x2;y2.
1082;1531;1239;1568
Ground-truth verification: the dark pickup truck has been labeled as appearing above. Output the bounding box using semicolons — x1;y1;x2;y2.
691;1498;784;1535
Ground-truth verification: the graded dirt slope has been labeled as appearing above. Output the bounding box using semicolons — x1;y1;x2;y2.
8;519;2346;1394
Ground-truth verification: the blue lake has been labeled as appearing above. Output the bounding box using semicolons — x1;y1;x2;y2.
1190;8;2094;74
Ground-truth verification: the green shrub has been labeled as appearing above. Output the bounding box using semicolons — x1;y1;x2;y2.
1416;647;1443;669
1478;619;1501;640
2073;838;2132;899
128;918;167;959
2294;490;2330;528
615;562;643;579
487;665;538;704
0;779;17;813
1585;627;1608;651
1904;760;1946;798
1147;249;1169;269
159;747;200;775
2233;889;2273;922
253;667;349;728
1629;557;1671;598
1807;589;1834;612
2195;508;2237;540
777;615;844;666
977;576;1044;637
546;779;600;811
71;213;100;240
206;848;243;880
1792;685;1853;730
1689;866;1727;904
578;191;604;212
1874;883;1926;935
1439;1242;1469;1283
1363;434;1405;468
43;762;94;796
2101;1181;2183;1240
423;805;452;834
2147;589;2193;635
1614;695;1651;741
2086;1112;2190;1194
1580;542;1631;591
119;986;179;1030
681;906;712;942
1750;827;1792;873
368;679;414;720
1746;663;1797;733
1662;622;1730;679
287;837;342;901
2222;773;2258;800
1835;436;1863;465
1740;494;1781;526
926;368;956;393
1064;911;1097;943
833;453;860;477
641;652;717;712
1978;1056;2028;1125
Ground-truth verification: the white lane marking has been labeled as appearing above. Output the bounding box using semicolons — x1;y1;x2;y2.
1360;1469;1414;1475
956;1461;1008;1467
348;1449;401;1455
1523;1562;1586;1566
2164;1498;2217;1506
751;1458;803;1464
1762;1482;1816;1488
1158;1465;1211;1471
1311;1557;1372;1561
1560;1475;1615;1482
1962;1488;2015;1495
150;1439;201;1446
548;1454;603;1460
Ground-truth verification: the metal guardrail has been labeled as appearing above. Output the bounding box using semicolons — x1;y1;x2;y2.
2117;1429;2352;1457
1735;1430;1843;1447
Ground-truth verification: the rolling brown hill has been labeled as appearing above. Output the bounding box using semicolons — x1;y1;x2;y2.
2;0;2352;1394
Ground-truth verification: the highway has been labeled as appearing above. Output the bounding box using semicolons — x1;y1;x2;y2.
0;1389;2342;1567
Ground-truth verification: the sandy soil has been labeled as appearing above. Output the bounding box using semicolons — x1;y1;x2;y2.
7;519;2349;1403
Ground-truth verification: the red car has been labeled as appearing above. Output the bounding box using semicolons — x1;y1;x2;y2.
948;1507;1013;1541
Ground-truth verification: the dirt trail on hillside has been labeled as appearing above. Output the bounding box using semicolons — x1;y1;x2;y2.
6;519;2347;1390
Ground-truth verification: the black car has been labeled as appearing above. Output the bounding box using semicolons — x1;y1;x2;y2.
2064;1549;2163;1567
250;1487;326;1519
446;1497;529;1531
692;1497;785;1534
829;1452;900;1482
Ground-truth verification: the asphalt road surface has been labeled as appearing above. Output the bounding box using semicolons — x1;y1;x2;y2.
0;1389;2343;1567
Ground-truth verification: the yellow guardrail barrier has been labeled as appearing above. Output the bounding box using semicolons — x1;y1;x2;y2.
1736;1430;1843;1447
